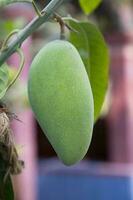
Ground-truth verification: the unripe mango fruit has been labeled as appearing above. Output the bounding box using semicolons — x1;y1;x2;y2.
28;40;94;165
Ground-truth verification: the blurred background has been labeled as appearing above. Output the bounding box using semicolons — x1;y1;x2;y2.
0;0;133;199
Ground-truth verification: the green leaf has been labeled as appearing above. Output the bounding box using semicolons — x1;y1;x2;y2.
67;18;109;121
0;64;9;99
79;0;102;14
0;157;14;200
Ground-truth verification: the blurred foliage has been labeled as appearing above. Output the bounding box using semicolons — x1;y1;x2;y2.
79;0;102;14
0;157;14;200
0;18;25;47
0;0;31;7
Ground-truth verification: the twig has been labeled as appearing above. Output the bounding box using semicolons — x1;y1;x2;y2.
0;0;65;67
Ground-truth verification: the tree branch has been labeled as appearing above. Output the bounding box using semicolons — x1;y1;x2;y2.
0;0;65;66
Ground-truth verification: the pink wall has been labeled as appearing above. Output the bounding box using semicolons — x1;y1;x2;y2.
107;33;133;163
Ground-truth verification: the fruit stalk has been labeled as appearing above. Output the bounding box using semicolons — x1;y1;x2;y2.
0;0;64;67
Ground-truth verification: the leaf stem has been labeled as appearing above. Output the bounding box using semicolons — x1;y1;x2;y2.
0;29;20;52
32;0;42;17
7;48;25;91
0;0;65;67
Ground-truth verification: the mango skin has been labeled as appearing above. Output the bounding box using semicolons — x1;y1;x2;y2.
28;40;94;166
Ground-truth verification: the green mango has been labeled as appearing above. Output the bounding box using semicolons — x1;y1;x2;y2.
28;40;94;165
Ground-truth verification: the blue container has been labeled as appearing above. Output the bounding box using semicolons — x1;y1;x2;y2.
38;159;133;200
